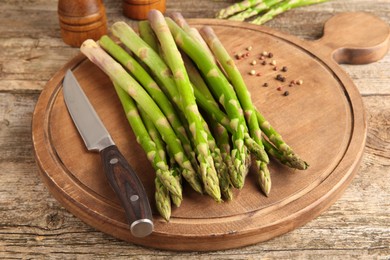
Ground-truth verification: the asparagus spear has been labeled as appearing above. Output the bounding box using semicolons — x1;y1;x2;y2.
109;22;202;175
154;177;171;221
137;105;183;208
251;0;329;25
169;12;215;63
113;83;173;220
256;110;308;170
166;17;250;189
200;26;269;164
138;21;159;52
182;54;233;198
80;39;203;194
148;10;221;202
209;120;235;200
98;35;196;169
142;14;228;201
200;26;271;194
111;21;182;108
113;83;182;198
216;0;264;19
168;160;183;207
228;0;283;21
190;71;306;172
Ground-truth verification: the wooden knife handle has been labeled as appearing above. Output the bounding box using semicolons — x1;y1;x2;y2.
100;145;153;237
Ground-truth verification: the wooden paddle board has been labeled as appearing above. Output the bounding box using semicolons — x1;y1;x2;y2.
32;12;389;251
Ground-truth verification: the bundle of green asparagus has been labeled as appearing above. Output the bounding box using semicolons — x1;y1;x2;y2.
79;10;308;221
216;0;330;24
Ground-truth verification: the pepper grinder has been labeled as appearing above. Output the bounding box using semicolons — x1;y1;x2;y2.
58;0;107;47
122;0;166;20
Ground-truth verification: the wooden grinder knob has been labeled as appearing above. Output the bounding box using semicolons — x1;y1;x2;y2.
58;0;107;47
122;0;166;20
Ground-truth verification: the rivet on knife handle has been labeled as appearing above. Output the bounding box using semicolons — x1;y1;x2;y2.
101;145;154;237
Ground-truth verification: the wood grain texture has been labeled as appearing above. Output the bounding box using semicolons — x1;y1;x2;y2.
1;0;389;258
31;13;383;251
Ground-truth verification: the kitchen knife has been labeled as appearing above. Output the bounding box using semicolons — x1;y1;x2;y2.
62;69;153;238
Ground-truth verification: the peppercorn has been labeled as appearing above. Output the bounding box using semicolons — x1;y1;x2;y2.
277;75;286;82
283;91;289;96
281;66;288;72
268;52;274;58
263;82;268;87
261;60;267;65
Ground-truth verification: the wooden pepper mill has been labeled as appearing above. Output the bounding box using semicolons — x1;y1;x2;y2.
58;0;107;47
122;0;166;20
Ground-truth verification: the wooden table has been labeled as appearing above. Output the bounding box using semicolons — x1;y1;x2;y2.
1;0;389;258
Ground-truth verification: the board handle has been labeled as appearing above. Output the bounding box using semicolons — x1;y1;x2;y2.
312;12;390;64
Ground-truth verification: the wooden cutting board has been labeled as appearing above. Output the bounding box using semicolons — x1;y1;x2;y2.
32;12;389;251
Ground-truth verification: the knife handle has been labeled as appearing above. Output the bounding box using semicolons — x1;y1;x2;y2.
100;145;153;237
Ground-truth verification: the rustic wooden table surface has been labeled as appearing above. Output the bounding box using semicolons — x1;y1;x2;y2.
1;0;389;258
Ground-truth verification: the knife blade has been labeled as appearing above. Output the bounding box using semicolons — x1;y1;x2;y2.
63;70;153;238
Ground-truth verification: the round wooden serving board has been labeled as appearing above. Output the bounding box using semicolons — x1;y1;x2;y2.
32;13;389;251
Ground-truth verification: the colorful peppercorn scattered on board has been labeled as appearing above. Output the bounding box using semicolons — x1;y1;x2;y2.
32;12;389;251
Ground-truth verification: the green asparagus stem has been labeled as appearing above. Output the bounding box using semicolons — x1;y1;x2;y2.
114;83;174;220
170;12;215;63
166;17;250;189
193;88;306;171
98;35;196;171
216;0;264;19
250;0;329;25
137;105;183;208
256;110;308;170
183;54;216;102
199;113;232;200
228;0;283;21
113;83;182;198
138;21;159;52
189;61;307;171
118;17;263;168
110;22;202;176
137;105;167;168
256;161;271;196
183;54;232;198
154;177;171;221
148;10;221;202
210;120;234;200
80;39;203;194
200;26;271;193
111;21;182;108
169;163;183;207
200;26;269;164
